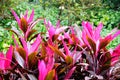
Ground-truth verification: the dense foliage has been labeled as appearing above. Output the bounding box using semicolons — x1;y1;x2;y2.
0;9;120;80
1;1;120;52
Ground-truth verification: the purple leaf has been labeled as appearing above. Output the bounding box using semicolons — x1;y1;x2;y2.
64;66;76;79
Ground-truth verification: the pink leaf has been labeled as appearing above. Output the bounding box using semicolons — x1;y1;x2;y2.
56;20;60;28
112;30;120;39
62;40;70;55
47;57;54;71
55;26;68;34
30;34;41;54
0;53;5;69
82;21;93;38
48;25;55;39
11;9;20;27
111;44;120;65
20;37;28;54
29;18;43;30
28;9;34;23
94;22;103;41
5;45;13;69
24;10;28;19
38;60;47;80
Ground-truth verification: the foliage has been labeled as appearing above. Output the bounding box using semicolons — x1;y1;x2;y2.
0;0;26;20
0;9;120;80
1;0;120;60
103;0;120;10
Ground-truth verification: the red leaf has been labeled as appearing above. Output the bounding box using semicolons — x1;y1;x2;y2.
86;35;96;53
48;44;66;60
16;47;26;60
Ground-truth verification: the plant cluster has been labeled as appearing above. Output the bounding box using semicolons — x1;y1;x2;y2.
0;9;120;80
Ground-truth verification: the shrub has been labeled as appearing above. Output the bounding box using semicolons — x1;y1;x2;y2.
0;9;120;80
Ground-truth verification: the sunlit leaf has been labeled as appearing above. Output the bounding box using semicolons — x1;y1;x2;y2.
14;51;25;68
48;44;66;60
46;69;55;80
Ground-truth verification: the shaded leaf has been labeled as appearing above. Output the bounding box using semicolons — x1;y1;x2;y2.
64;66;76;79
28;52;38;68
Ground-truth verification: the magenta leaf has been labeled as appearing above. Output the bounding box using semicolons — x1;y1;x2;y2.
46;57;54;71
24;10;28;19
20;37;28;54
38;60;47;80
0;53;5;69
30;34;41;54
82;21;93;38
11;9;20;27
111;44;120;65
94;22;103;41
5;45;13;69
28;9;34;23
112;30;120;39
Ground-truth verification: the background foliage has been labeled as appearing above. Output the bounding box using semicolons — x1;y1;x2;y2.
0;0;120;52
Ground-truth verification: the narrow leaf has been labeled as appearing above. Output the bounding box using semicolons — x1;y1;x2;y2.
46;69;55;80
14;51;25;68
64;67;76;79
48;44;66;60
28;9;34;23
38;60;47;80
5;45;13;69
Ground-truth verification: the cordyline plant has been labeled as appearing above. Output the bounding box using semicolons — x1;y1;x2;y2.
0;9;120;80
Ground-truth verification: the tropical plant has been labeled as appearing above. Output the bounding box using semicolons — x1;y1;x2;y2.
0;9;120;80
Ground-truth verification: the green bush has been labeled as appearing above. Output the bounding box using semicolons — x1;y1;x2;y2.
103;0;120;10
